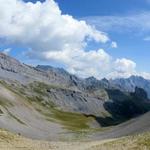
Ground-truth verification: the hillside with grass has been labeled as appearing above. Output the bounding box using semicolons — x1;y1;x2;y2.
0;129;149;150
0;53;149;143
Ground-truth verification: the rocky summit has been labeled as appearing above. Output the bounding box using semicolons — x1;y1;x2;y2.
0;52;149;141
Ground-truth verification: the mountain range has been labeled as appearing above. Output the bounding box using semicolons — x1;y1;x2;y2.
0;52;149;140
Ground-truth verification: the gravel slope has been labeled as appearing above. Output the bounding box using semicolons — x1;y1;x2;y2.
90;111;150;140
0;84;67;140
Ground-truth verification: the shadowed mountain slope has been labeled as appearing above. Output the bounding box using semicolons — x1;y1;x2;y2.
0;52;149;140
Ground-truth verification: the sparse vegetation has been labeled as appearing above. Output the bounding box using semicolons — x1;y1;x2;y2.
89;132;150;150
0;79;149;143
0;129;149;150
25;82;99;132
51;109;92;131
29;81;67;95
27;95;96;132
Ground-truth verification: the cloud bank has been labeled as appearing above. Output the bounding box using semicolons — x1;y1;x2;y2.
107;58;136;79
0;0;149;79
0;0;109;51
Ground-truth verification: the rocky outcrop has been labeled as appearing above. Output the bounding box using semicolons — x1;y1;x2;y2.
0;52;150;140
111;75;150;98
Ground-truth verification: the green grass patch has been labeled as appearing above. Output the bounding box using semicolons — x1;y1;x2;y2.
29;81;66;95
0;98;13;107
26;95;95;132
50;109;93;131
0;81;107;134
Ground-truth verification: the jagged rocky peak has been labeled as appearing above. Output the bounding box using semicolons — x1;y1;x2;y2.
85;77;109;85
83;76;112;91
101;78;109;83
130;75;147;80
36;65;70;76
36;65;55;71
85;76;99;84
86;76;97;81
112;75;150;98
36;65;82;88
83;77;102;91
0;52;23;73
134;87;148;100
36;65;74;80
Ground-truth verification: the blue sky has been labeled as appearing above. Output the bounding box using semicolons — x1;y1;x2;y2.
54;0;150;72
25;0;150;16
0;0;150;79
58;0;149;73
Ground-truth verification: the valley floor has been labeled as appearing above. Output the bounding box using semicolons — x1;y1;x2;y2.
0;129;149;150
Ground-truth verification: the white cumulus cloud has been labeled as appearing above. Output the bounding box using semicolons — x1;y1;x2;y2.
0;0;113;79
114;58;136;73
111;41;118;48
44;49;112;78
107;58;137;79
0;0;150;79
0;0;109;52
